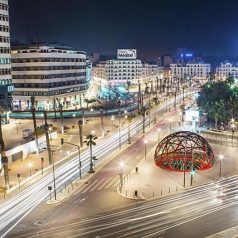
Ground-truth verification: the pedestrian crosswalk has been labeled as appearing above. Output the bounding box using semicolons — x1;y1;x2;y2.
81;177;120;194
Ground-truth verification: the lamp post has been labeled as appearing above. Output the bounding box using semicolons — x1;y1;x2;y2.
157;128;161;143
117;99;122;150
174;90;177;107
144;139;148;160
119;160;124;188
61;138;82;179
78;119;83;148
72;113;76;127
28;162;33;176
111;115;115;131
218;154;224;179
51;153;57;200
231;124;235;144
100;108;104;137
14;120;20;134
169;118;172;133
190;150;196;186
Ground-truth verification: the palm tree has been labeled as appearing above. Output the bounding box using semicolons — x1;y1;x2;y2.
0;114;10;189
84;134;97;173
139;106;150;133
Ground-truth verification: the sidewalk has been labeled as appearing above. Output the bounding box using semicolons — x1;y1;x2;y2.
117;112;238;201
0;115;133;197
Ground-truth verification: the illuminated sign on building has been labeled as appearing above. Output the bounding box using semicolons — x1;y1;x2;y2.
8;85;14;92
117;49;137;60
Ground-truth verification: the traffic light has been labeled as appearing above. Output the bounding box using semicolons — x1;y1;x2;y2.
61;138;64;145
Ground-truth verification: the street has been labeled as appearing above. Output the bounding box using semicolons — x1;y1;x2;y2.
9;175;238;238
0;92;188;237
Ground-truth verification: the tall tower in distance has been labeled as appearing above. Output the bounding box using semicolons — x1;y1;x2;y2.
0;0;13;113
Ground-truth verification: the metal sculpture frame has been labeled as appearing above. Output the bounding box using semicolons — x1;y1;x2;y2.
154;131;215;172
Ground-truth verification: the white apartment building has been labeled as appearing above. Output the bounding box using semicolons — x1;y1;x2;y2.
170;63;211;80
0;0;12;111
107;59;142;86
93;49;143;86
11;44;89;110
216;62;238;80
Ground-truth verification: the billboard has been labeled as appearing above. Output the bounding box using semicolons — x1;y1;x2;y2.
117;49;137;60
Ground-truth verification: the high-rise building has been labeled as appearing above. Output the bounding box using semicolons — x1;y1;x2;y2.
11;44;90;110
0;0;13;112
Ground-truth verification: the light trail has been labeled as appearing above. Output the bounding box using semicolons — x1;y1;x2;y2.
0;92;191;237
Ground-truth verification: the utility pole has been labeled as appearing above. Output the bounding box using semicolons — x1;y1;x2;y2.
0;115;10;189
43;111;52;165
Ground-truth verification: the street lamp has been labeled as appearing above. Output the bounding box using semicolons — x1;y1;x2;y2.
119;160;124;188
28;162;33;176
14;120;20;134
111;115;115;131
157;128;161;143
144;139;148;160
72;114;76;127
231;124;235;144
169;118;172;133
218;154;224;179
61;138;82;179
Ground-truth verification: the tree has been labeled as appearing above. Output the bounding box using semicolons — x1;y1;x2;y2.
197;81;238;127
139;106;150;133
0;114;10;189
84;134;97;173
226;73;235;86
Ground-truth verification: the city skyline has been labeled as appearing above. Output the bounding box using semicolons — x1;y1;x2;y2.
9;0;238;59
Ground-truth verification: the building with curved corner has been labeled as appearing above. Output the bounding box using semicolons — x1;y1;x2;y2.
11;44;90;111
0;0;12;112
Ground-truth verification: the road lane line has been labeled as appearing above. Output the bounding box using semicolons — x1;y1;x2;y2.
97;178;113;190
88;178;107;192
80;180;98;193
105;176;120;189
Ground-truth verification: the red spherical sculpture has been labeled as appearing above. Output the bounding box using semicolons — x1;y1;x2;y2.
154;131;215;172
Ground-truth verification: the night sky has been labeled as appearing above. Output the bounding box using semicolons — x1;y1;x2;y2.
9;0;238;59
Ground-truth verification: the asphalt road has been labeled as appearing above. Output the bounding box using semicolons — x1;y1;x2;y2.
7;103;179;237
9;175;238;238
0;92;190;237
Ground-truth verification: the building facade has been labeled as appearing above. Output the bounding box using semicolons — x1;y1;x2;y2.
142;63;163;79
170;63;211;80
93;49;143;86
11;44;90;110
216;62;238;80
93;61;107;79
107;59;142;86
0;0;12;112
